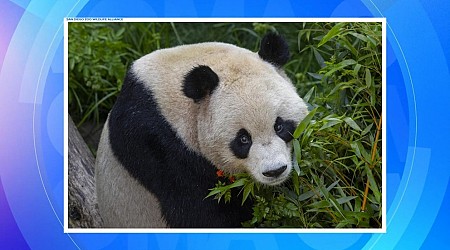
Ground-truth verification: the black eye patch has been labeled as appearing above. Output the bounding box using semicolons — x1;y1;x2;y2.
229;129;252;159
275;117;296;142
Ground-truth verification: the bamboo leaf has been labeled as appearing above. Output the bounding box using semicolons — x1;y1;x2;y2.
307;72;324;80
360;143;372;163
292;174;300;196
318;22;346;47
324;59;357;77
205;188;223;199
365;164;381;204
116;27;126;37
319;119;342;131
353;64;362;76
361;123;374;136
365;68;372;88
327;180;340;191
349;32;368;42
299;190;315;201
339;36;358;56
329;196;345;218
351;141;362;159
226;178;246;189
337;196;357;204
355;197;362;212
344;117;362;131
309;200;332;209
242;182;254;205
293;107;318;139
328;80;356;96
292;139;301;176
303;86;315;103
312;48;326;67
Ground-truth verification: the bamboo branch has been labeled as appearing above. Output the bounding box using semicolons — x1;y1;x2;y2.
361;114;382;212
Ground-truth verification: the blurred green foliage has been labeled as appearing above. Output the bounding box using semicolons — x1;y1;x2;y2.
68;22;382;228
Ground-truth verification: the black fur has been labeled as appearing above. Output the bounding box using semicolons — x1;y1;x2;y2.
258;33;290;67
108;69;252;228
275;117;296;142
229;128;252;159
183;65;219;102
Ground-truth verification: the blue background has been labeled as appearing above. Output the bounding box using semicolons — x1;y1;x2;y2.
0;0;449;249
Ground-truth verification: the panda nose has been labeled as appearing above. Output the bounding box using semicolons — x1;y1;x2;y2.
262;165;287;178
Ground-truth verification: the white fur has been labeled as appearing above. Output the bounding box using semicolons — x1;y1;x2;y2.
95;118;167;228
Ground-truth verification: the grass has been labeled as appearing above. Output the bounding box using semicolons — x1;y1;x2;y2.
68;22;383;228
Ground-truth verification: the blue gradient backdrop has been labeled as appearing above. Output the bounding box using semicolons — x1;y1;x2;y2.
0;0;449;249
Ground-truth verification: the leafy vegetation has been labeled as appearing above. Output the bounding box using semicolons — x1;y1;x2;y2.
68;22;383;228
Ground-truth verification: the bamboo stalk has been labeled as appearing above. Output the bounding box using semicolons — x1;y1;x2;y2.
361;114;382;212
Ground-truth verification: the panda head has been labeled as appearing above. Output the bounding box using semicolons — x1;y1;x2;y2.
182;33;308;186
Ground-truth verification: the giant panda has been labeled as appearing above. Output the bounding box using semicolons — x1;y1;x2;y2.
95;33;309;228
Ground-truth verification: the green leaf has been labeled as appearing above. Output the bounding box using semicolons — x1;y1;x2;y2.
336;220;351;228
349;32;368;42
292;174;300;196
205;178;246;201
293;107;318;138
328;195;345;218
327;80;356;96
308;200;332;211
326;180;340;191
319;119;342;131
116;27;126;37
355;197;362;212
344;117;362;131
227;178;247;189
298;190;315;201
69;58;75;70
292;139;301;176
242;182;254;205
353;64;362;76
301;127;314;147
337;196;357;204
303;86;315;103
361;123;374;136
367;35;377;46
351;141;362;159
339;36;358;56
311;200;332;209
324;59;357;77
360;143;372;163
312;48;325;67
351;141;371;163
365;68;372;88
205;188;223;199
307;72;324;80
224;190;232;203
365;164;381;204
318;22;346;47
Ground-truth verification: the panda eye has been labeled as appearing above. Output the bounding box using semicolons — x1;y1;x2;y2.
275;117;297;142
274;123;284;133
230;129;252;159
240;134;251;144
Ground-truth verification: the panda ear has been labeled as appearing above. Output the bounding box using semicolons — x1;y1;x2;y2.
258;33;290;67
183;65;219;102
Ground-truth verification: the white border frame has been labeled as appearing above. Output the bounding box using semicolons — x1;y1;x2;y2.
64;18;386;234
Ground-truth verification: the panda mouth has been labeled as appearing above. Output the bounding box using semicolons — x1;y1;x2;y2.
261;175;289;186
